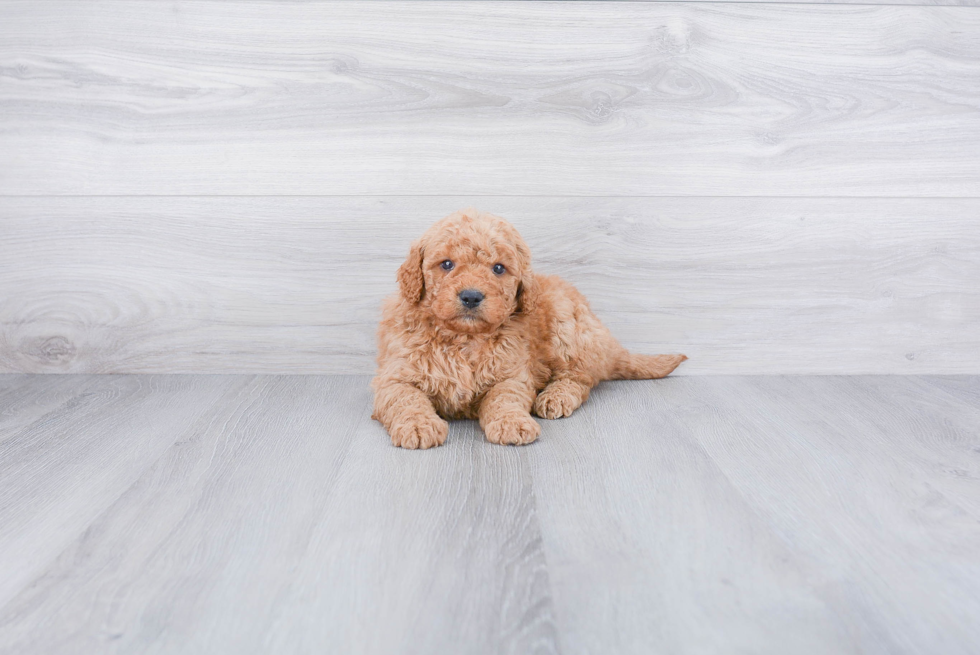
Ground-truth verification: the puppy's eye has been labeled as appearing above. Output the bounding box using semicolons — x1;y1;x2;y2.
492;263;506;275
440;260;454;271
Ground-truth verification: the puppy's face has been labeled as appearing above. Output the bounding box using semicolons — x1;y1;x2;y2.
397;210;536;334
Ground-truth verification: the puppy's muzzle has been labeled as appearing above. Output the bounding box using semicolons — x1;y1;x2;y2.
458;289;484;309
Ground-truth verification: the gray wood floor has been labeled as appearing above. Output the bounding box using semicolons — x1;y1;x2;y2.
0;374;977;654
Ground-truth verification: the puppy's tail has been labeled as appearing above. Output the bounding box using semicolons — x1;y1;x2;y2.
611;351;687;380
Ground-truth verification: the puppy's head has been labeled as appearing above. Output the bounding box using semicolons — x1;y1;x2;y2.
397;209;537;333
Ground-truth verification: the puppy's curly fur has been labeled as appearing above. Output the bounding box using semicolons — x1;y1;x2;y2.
371;209;686;449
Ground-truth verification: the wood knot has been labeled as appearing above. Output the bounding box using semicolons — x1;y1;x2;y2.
29;336;76;364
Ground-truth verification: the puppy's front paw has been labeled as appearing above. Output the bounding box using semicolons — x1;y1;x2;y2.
389;414;449;450
483;413;540;446
533;381;585;419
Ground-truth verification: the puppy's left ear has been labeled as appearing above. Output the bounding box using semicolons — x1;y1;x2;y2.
397;240;425;303
511;229;538;314
517;271;538;314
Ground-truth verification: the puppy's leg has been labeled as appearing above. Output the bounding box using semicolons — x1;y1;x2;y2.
373;382;448;449
533;376;592;419
479;379;540;446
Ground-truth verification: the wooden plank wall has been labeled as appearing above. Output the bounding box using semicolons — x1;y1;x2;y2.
1;1;978;374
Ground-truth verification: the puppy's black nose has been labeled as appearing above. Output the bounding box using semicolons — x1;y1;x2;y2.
458;289;484;309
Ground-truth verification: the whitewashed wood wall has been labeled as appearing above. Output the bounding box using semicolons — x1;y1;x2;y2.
1;1;978;375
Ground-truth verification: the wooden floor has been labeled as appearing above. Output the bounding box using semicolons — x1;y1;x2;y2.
0;374;978;654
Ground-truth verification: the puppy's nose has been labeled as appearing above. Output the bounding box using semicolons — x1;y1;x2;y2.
458;289;484;309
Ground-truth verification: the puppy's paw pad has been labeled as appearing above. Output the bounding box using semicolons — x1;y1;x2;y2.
390;415;448;450
533;387;581;419
484;414;540;446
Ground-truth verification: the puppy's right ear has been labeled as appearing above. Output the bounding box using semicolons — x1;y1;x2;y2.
397;240;425;303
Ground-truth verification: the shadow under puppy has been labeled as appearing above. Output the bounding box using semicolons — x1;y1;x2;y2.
372;209;686;449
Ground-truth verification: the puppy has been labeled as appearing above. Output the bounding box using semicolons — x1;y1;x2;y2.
371;209;686;449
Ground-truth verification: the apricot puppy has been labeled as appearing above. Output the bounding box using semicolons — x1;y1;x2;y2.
371;209;686;449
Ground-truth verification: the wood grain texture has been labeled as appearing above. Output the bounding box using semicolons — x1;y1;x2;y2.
2;196;977;375
346;0;980;5
2;2;980;196
0;375;247;609
663;375;980;654
626;0;980;4
1;374;979;653
922;374;980;406
0;375;557;655
528;379;854;654
530;375;980;654
401;0;980;4
260;415;557;654
0;374;104;445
